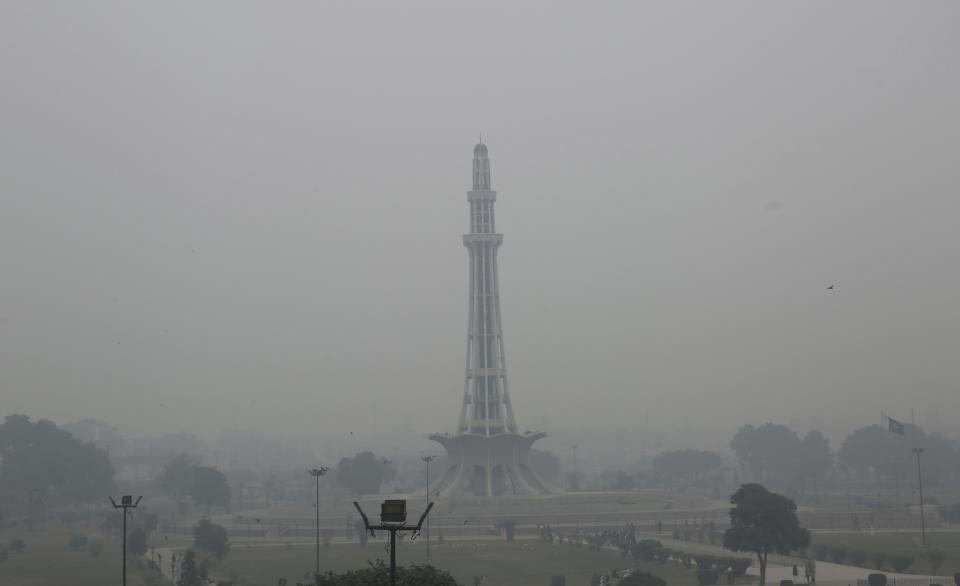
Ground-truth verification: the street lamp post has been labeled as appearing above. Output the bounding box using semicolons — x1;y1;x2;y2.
912;447;926;545
108;495;142;586
571;444;578;490
308;467;328;579
421;455;436;561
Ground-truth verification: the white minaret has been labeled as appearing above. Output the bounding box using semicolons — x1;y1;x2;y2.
430;142;550;497
458;142;518;436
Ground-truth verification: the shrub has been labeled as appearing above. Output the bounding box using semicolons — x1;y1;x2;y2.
830;547;848;564
889;555;913;573
7;539;25;553
871;552;887;570
630;540;662;561
698;568;719;585
68;535;88;551
849;550;869;566
867;573;887;586
729;558;752;577
618;571;667;586
654;547;672;564
695;555;717;569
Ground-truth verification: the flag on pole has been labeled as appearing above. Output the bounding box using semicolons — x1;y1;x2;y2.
882;412;905;435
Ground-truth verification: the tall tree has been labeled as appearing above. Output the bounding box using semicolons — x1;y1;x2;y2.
723;483;810;586
193;518;230;560
176;549;207;586
0;415;115;506
798;430;832;497
190;467;231;513
159;453;197;502
336;451;395;494
730;423;801;490
529;449;562;482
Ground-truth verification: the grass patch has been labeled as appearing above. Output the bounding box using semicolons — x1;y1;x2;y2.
811;531;960;575
0;523;162;586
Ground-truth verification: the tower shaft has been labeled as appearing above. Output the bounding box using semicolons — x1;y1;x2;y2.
458;145;516;436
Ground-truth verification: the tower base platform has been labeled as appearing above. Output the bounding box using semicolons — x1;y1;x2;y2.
429;432;552;497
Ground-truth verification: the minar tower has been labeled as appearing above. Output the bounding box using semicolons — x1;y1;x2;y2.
430;143;551;496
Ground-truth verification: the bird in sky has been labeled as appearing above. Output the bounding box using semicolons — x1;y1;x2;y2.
827;285;835;290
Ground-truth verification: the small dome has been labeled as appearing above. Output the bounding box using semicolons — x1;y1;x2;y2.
473;143;488;157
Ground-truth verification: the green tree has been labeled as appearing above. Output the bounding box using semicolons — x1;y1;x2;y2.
193;519;230;560
190;466;231;513
177;549;207;586
530;449;562;481
0;415;115;504
159;454;197;502
723;483;810;586
730;424;801;490
798;430;832;497
336;451;394;494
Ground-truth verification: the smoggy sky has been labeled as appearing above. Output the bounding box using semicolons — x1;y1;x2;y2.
2;2;959;457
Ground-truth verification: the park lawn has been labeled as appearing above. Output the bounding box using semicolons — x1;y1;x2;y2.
0;523;161;586
214;540;708;586
811;531;960;576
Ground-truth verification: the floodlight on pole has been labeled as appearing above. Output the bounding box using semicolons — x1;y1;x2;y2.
421;455;436;561
308;466;328;579
912;447;926;545
354;499;434;586
108;495;142;586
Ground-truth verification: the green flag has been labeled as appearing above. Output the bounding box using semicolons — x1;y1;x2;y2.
882;412;905;435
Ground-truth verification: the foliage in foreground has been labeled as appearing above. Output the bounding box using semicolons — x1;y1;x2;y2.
618;570;667;586
287;559;460;586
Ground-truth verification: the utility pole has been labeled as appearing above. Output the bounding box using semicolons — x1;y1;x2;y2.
308;467;329;579
421;455;436;561
912;447;926;545
354;500;434;586
108;495;142;586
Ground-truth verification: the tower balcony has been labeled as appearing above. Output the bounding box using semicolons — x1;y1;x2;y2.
462;233;503;245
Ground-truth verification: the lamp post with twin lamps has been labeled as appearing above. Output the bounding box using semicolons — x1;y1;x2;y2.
308;467;329;579
421;455;436;560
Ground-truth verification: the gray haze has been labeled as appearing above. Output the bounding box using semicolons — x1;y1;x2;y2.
2;2;959;458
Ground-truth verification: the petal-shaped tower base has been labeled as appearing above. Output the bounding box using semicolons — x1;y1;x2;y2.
429;432;552;497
